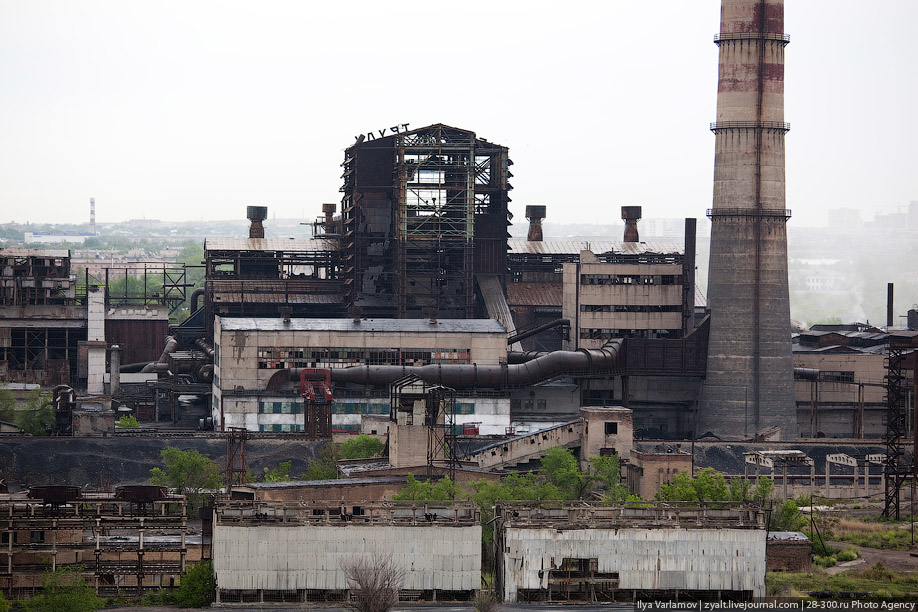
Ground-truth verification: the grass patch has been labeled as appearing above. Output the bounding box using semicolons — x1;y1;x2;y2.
768;563;918;601
837;529;914;550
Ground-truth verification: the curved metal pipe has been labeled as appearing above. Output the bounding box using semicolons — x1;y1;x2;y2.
141;336;177;373
265;342;623;391
190;288;205;314
195;338;215;359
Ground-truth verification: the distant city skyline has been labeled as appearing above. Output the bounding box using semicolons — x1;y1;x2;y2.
1;1;915;227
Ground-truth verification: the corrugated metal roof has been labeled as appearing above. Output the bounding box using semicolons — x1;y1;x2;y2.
508;239;683;255
767;531;810;542
239;476;407;489
506;282;563;307
204;237;335;252
218;317;507;334
211;292;341;304
0;247;70;258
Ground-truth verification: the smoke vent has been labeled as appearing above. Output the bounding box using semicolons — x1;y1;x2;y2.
621;206;641;242
247;206;268;239
525;205;546;242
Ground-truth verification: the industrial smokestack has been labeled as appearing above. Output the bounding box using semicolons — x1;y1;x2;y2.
525;205;546;242
621;206;641;242
90;197;96;235
887;283;894;328
699;0;796;440
322;203;336;232
247;206;268;239
109;345;121;395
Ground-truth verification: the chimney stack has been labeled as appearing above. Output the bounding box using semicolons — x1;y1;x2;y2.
887;283;894;328
698;0;796;440
90;197;96;235
246;206;268;239
525;205;546;242
322;203;336;233
621;206;642;242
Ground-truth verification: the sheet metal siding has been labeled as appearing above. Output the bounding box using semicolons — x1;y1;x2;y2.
213;524;481;591
502;527;765;601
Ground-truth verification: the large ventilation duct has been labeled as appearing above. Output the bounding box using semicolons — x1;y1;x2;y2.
266;342;622;392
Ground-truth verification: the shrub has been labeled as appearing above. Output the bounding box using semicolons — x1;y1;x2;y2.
814;555;837;568
21;565;103;612
836;547;859;563
175;560;215;608
116;414;140;428
341;434;384;459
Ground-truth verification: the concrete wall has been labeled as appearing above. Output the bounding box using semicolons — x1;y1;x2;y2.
627;451;693;500
580;406;633;463
390;423;434;469
498;527;765;601
213;524;481;592
562;258;685;351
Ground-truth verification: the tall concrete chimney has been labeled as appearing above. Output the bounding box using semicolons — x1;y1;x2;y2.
525;205;546;242
698;0;796;440
621;206;641;242
90;197;96;235
247;206;267;239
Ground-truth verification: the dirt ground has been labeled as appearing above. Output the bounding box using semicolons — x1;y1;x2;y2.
828;540;918;574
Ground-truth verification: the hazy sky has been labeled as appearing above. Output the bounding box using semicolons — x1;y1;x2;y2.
1;1;915;228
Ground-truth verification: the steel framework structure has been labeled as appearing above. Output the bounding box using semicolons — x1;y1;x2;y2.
340;124;511;319
884;339;912;518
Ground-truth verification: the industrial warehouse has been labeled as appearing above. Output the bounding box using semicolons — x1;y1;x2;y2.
1;0;917;606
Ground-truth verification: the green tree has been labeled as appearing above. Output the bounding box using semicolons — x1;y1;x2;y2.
16;389;54;436
771;499;807;531
658;467;730;502
392;475;464;501
21;565;103;612
589;454;628;501
302;443;342;480
263;460;293;482
541;446;592;499
0;589;9;612
175;560;215;608
149;447;221;511
341;434;384;459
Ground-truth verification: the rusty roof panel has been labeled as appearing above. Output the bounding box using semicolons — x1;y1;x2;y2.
1;247;71;258
508;239;683;255
506;282;563;307
204;238;335;252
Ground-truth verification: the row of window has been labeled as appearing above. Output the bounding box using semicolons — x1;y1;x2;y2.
581;274;682;286
256;347;470;370
510;398;548;412
257;401;477;416
580;304;681;313
580;328;679;339
257;401;390;415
